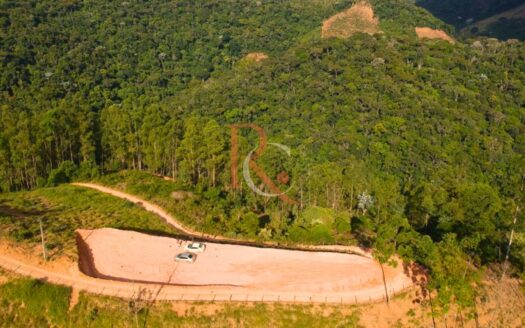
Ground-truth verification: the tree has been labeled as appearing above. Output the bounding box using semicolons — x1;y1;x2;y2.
100;104;133;169
202;119;226;187
141;104;169;174
179;117;206;185
373;215;410;304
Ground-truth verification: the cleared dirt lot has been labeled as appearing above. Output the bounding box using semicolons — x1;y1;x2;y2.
78;228;414;301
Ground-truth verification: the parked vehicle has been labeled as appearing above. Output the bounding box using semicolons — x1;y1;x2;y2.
184;242;206;253
174;252;197;263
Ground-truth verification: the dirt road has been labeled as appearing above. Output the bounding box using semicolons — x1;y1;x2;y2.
0;245;413;304
72;182;370;256
0;182;417;304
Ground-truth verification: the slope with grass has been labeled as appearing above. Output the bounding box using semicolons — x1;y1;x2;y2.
0;185;179;260
0;275;363;328
89;171;370;251
0;190;414;306
0;266;523;328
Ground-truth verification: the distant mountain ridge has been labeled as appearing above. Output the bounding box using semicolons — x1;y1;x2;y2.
418;0;525;26
418;0;525;39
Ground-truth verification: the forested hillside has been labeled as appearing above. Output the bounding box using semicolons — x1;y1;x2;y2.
1;0;525;319
0;0;361;189
164;22;525;287
0;0;448;191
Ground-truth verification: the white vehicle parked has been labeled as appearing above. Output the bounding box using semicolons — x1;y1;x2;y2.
184;242;206;253
174;252;197;263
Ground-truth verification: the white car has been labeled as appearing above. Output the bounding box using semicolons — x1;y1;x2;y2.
174;252;197;263
184;242;206;253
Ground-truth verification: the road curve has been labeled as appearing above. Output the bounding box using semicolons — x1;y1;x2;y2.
71;182;370;257
0;251;411;304
0;182;415;304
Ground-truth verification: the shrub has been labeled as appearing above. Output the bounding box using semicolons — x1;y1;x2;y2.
47;161;77;186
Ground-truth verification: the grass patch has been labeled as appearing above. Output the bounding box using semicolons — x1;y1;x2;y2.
0;277;363;328
94;171;357;246
0;278;71;327
0;185;179;260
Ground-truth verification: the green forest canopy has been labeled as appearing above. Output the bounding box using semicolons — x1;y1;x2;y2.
0;0;524;316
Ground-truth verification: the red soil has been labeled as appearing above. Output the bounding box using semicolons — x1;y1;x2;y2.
243;52;269;62
415;27;455;44
321;1;381;39
77;228;414;302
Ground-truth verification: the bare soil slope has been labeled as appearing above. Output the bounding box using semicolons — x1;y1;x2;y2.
415;27;455;43
321;1;381;39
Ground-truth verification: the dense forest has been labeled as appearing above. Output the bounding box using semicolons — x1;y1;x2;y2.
0;0;448;191
0;0;361;189
1;0;525;319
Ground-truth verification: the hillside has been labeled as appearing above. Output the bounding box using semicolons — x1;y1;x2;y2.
418;0;525;40
1;0;525;325
162;3;525;317
0;0;447;191
461;3;525;40
0;0;354;103
417;0;525;27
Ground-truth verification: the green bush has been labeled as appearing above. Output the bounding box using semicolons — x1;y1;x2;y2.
288;224;334;244
47;161;77;186
334;215;351;234
75;162;100;180
238;212;260;237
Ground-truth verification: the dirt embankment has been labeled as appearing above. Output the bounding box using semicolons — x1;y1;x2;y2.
415;27;455;44
321;1;381;39
76;230;102;278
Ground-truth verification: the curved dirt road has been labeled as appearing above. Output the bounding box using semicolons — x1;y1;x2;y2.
0;182;416;304
0;250;412;304
72;182;370;256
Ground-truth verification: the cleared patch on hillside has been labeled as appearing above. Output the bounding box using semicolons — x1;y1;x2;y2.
242;52;269;62
77;228;414;301
415;27;455;44
321;1;381;39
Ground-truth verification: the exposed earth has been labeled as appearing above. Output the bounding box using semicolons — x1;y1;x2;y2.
243;52;269;62
415;27;455;43
0;183;417;304
321;1;381;39
77;228;414;300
